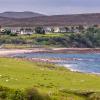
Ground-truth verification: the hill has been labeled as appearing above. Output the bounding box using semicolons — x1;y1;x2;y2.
1;13;100;26
0;11;45;18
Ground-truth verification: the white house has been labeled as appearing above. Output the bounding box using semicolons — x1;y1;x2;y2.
0;25;90;35
0;27;35;35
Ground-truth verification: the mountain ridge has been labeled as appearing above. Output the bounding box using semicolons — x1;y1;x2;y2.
0;11;45;18
0;13;100;27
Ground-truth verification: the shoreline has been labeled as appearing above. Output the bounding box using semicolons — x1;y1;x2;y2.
51;48;100;53
0;48;100;56
0;48;48;56
0;48;100;75
8;57;100;75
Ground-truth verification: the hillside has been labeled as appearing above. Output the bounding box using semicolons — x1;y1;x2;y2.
0;11;45;18
1;13;100;26
0;57;100;100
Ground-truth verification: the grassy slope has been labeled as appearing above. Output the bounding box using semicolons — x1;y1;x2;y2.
0;58;100;99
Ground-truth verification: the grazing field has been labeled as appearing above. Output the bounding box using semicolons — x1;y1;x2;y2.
0;58;100;99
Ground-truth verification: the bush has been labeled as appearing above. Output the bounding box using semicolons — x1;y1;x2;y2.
0;91;8;99
0;86;50;100
9;90;25;100
88;93;100;100
0;86;10;99
25;88;50;100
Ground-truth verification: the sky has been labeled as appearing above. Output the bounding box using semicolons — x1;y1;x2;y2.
0;0;100;15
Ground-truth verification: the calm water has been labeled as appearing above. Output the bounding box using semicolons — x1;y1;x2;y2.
12;53;100;74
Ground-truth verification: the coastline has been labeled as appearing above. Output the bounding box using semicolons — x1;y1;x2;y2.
51;48;100;53
0;48;48;56
0;48;100;56
0;48;100;75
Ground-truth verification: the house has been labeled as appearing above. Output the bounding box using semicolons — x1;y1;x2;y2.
0;25;90;35
44;27;53;34
20;28;35;35
53;27;60;33
0;27;35;35
59;27;67;33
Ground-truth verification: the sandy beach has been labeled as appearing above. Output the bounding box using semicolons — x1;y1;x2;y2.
52;48;100;53
0;48;47;56
0;48;100;56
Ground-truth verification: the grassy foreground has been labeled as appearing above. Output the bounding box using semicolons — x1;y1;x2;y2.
0;58;100;99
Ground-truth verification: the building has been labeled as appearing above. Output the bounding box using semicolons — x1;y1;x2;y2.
0;25;90;35
0;26;35;35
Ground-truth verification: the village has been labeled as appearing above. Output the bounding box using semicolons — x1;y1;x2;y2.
0;25;94;35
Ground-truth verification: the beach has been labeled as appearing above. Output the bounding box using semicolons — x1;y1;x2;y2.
51;48;100;53
0;48;47;56
0;48;100;56
0;48;100;74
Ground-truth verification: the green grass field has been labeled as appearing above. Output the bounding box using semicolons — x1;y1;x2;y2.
0;58;100;99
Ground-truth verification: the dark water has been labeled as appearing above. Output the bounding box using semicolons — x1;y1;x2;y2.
12;53;100;74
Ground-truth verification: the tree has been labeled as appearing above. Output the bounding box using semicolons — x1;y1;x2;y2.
1;29;11;35
35;27;45;34
65;27;69;32
78;25;84;31
51;28;54;33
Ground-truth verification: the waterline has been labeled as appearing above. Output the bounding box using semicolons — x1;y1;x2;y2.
10;52;100;74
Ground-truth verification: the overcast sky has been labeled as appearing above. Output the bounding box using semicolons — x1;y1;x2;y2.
0;0;100;15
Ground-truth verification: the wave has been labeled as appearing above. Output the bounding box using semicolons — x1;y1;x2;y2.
60;64;100;75
60;64;80;72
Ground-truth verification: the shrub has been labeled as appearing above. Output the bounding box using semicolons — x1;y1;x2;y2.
25;88;50;100
9;90;25;100
0;86;50;100
0;91;8;99
0;86;10;99
88;93;100;100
